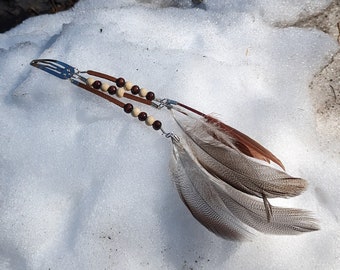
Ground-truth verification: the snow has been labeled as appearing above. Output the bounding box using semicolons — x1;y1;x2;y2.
0;0;339;269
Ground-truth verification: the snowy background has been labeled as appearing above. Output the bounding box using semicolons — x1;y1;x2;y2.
1;0;340;269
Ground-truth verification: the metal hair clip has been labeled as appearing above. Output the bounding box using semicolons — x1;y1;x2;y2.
30;59;76;80
30;59;319;240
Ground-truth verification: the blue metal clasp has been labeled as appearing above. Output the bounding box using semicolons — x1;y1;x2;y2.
30;59;76;80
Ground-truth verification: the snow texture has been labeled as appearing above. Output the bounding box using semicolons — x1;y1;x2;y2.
0;0;339;269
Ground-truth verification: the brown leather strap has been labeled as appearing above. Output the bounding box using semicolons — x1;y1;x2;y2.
87;70;117;82
77;82;125;108
123;92;153;106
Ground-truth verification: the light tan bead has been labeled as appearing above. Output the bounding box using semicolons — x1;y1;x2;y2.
116;87;125;98
139;88;148;97
125;81;133;91
145;116;155;126
86;77;95;86
131;107;141;117
101;82;110;92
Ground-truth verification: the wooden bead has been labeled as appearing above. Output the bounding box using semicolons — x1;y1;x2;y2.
92;80;102;89
101;82;110;92
131;107;141;117
139;88;148;97
123;103;133;113
116;77;125;88
145;116;155;126
146;91;155;101
138;112;148;121
116;87;125;98
152;120;162;130
125;81;133;91
131;85;140;95
86;77;95;86
108;85;117;95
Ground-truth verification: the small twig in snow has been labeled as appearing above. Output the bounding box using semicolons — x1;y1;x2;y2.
330;85;339;104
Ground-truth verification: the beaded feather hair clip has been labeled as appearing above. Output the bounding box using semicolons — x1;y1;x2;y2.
30;59;319;240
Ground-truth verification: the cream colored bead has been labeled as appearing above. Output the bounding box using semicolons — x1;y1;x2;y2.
116;87;125;98
125;81;133;91
145;116;155;126
139;88;148;97
131;107;141;117
86;77;95;86
101;82;110;92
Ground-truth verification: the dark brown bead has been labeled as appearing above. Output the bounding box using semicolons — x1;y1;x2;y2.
146;91;155;101
116;77;125;88
131;85;140;95
108;85;117;95
138;112;147;121
123;103;133;113
152;120;162;130
92;80;102;89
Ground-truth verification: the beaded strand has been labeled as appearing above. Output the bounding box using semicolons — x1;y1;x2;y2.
122;79;156;101
85;77;162;131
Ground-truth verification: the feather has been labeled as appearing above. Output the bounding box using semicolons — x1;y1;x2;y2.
173;114;307;194
181;118;307;197
205;115;285;170
170;138;319;240
172;112;308;220
170;138;255;240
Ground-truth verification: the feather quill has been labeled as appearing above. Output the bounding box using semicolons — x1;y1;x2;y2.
170;137;319;240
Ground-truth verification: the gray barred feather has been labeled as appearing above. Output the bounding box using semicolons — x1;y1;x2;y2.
171;139;255;240
170;138;319;240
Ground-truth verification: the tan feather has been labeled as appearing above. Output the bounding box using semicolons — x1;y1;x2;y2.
182;118;307;197
170;138;319;240
174;115;307;195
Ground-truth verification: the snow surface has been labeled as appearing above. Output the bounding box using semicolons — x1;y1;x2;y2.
0;0;339;269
